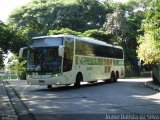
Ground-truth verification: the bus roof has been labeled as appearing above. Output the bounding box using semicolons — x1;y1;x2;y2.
32;34;123;49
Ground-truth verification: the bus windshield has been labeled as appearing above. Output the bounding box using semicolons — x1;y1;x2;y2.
27;47;62;73
27;37;63;73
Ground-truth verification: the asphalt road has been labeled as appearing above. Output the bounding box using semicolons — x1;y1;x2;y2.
6;78;160;120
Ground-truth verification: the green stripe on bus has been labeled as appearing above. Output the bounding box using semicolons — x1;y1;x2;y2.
113;59;124;66
76;56;124;66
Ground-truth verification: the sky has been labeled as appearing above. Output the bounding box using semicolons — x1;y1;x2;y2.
0;0;31;22
0;0;129;23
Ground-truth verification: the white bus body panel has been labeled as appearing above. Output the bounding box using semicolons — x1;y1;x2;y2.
27;71;75;85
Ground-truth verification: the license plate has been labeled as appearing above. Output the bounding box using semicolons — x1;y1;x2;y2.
39;80;45;83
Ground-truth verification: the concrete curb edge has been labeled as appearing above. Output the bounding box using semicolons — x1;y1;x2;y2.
145;81;160;91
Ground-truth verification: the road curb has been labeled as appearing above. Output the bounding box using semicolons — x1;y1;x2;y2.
0;80;18;120
145;81;160;91
3;81;37;120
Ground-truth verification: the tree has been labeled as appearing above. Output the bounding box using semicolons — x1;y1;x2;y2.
0;21;11;53
0;20;26;55
48;28;81;36
102;0;153;76
77;0;107;30
0;50;4;68
49;28;113;43
0;21;11;67
137;0;160;64
7;0;107;41
102;3;138;75
103;5;129;45
103;0;147;47
82;29;112;43
0;20;27;69
137;32;160;64
8;55;26;80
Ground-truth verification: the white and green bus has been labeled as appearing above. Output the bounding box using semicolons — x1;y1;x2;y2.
19;35;125;88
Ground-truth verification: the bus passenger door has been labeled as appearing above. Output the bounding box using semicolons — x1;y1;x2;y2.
62;38;74;84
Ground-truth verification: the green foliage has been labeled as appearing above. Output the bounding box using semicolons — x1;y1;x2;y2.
82;29;112;43
49;28;81;36
8;55;26;80
102;1;148;75
103;4;128;37
0;21;11;67
7;0;107;41
0;50;4;68
137;32;160;64
49;28;113;43
11;60;26;80
0;21;11;53
0;21;26;55
137;0;160;64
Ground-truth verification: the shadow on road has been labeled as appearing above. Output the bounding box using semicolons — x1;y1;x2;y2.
35;80;112;92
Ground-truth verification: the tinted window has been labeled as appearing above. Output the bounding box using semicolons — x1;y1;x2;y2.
76;40;95;56
76;39;123;59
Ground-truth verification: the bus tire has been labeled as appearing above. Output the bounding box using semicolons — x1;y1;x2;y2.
110;72;115;83
115;71;119;82
47;85;52;89
74;73;83;88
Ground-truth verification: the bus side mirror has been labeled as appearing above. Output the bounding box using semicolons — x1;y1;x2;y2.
58;46;64;58
19;47;28;60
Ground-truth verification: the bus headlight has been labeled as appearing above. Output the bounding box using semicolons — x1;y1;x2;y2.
52;74;58;77
52;73;61;77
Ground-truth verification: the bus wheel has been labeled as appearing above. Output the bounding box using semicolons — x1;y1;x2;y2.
47;85;52;89
110;72;115;83
115;71;119;82
74;73;83;88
